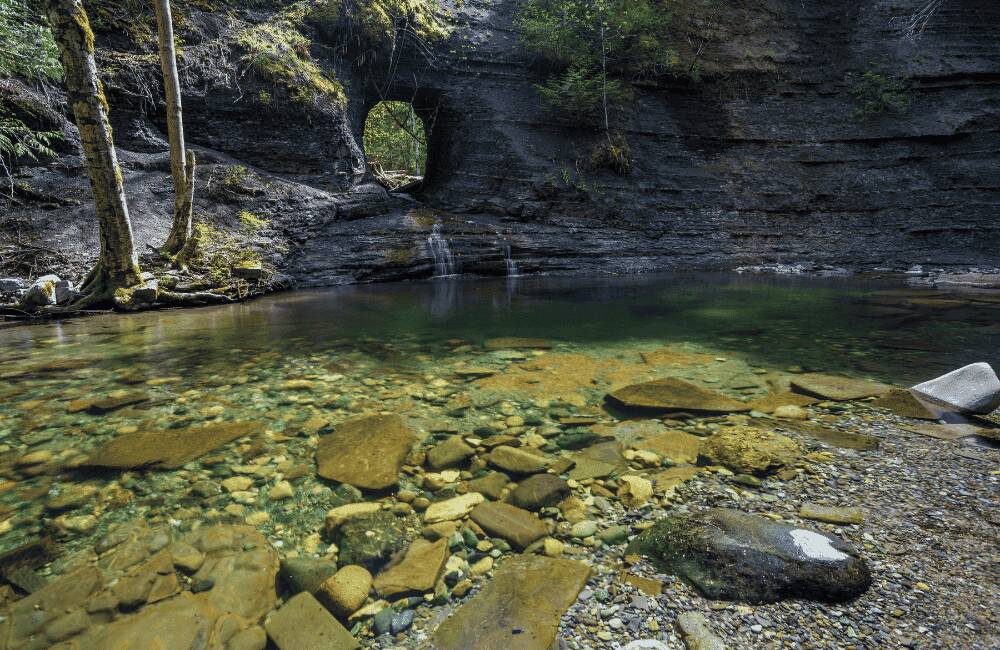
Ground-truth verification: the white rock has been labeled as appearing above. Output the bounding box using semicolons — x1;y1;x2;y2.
789;529;849;562
911;362;1000;414
423;492;484;523
22;274;60;308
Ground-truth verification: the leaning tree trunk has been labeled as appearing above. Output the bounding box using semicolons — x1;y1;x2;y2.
43;0;141;302
155;0;196;256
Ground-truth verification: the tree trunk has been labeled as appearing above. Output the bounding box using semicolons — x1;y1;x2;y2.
43;0;141;301
155;0;195;255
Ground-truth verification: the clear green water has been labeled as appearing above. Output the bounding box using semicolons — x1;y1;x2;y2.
0;272;997;555
4;272;995;384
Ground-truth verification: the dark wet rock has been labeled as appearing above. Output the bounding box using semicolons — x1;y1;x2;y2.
790;373;893;401
871;388;944;420
628;508;871;603
607;378;751;414
508;474;571;511
426;436;475;470
466;472;510;500
698;425;801;476
433;555;590;650
279;557;340;596
469;502;548;550
332;511;418;573
555;431;602;450
84;421;263;470
390;609;415;634
911;362;1000;414
373;538;449;598
316;414;417;490
373;607;394;636
265;592;360;650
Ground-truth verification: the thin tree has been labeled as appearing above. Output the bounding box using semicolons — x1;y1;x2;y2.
154;0;196;256
43;0;141;303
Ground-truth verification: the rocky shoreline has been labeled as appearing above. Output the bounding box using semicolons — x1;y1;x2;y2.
0;330;997;648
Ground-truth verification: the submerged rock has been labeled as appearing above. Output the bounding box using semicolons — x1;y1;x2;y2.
698;425;801;476
372;538;448;597
676;612;726;650
279;557;340;596
265;592;359;649
628;508;871;603
790;373;892;401
84;421;262;470
607;378;751;414
332;511;417;573
871;388;944;420
508;474;571;511
317;565;372;618
433;555;590;650
487;446;549;474
426;436;475;470
316;414;417;490
633;429;702;465
469;502;548;550
911;362;1000;414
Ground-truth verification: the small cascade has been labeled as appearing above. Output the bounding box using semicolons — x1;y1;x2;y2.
427;224;457;278
503;243;520;277
495;229;520;278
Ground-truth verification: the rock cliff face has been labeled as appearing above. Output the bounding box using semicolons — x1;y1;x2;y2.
5;0;1000;285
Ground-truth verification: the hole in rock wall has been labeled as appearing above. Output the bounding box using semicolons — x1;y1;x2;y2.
363;100;428;192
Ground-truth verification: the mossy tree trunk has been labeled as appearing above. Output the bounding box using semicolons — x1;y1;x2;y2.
155;0;196;256
43;0;141;303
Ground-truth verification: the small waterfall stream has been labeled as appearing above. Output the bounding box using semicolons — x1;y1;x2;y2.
503;243;519;277
427;224;457;278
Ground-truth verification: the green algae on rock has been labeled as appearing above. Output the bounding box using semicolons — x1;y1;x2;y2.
698;425;801;476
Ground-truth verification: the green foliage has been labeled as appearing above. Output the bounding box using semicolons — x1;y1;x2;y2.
238;209;269;233
187;220;266;284
363;100;426;179
536;62;629;124
589;131;632;176
223;164;252;190
313;0;449;50
518;0;679;125
236;19;345;107
850;69;912;119
0;0;62;81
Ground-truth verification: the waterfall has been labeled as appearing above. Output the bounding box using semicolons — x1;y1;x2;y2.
503;243;519;277
428;224;457;278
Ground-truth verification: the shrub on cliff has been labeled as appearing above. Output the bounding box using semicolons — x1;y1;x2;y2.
518;0;680;128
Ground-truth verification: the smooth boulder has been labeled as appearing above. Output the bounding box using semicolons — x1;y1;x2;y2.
628;508;871;603
911;362;1000;414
